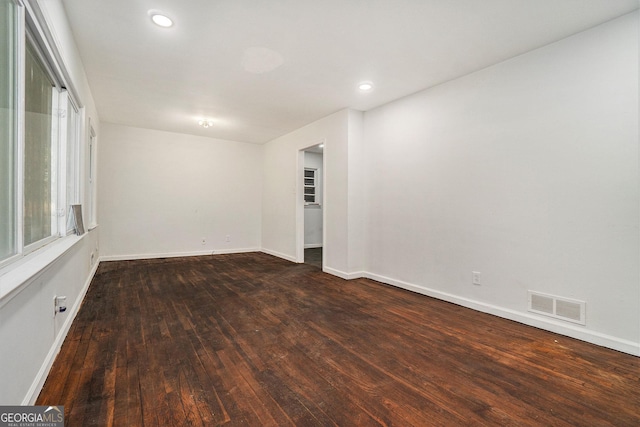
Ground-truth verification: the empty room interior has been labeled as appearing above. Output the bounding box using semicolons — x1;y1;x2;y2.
1;0;639;425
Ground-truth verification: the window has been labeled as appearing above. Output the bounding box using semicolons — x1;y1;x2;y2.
88;124;97;228
24;36;58;248
63;94;81;234
304;168;317;204
0;0;86;267
0;0;18;261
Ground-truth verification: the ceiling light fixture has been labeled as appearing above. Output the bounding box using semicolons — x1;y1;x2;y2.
358;81;374;92
198;119;214;128
150;13;173;28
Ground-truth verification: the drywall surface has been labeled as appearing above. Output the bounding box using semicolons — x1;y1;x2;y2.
347;109;365;274
0;231;99;404
262;109;354;274
98;123;262;259
0;0;102;404
363;13;639;353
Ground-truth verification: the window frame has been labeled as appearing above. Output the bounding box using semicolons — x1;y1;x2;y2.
0;0;22;269
87;122;97;229
61;92;82;235
304;167;318;205
0;0;87;272
22;26;62;255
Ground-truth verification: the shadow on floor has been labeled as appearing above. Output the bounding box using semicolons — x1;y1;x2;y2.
304;247;322;269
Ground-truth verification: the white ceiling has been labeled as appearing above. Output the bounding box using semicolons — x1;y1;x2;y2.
60;0;638;144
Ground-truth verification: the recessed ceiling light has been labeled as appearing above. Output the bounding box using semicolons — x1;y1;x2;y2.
358;81;373;92
198;119;214;128
151;13;173;28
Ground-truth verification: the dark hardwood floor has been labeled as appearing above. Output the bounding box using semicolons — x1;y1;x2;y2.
304;247;322;269
37;252;640;426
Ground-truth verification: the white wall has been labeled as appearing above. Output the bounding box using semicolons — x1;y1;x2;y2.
261;109;365;277
2;9;636;408
0;232;99;404
363;13;639;354
98;123;262;259
262;111;337;263
304;151;323;248
0;0;101;404
347;110;365;274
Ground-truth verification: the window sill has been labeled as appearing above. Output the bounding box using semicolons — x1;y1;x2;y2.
304;203;322;209
0;234;84;308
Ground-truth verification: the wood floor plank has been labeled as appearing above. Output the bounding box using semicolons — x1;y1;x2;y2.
37;253;640;426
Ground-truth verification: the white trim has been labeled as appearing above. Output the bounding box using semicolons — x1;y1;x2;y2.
304;243;323;249
22;256;100;405
323;267;364;280
295;150;305;263
0;234;83;308
364;271;640;357
15;0;25;260
87;123;97;228
296;139;326;264
100;247;261;262
23;235;58;257
320;145;327;271
2;0;76;272
260;248;298;263
57;90;69;236
23;0;82;105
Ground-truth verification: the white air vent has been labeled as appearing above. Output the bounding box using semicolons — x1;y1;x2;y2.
528;291;585;325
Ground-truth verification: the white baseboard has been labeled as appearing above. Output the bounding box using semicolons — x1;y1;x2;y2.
304;244;323;249
364;271;640;357
323;267;364;280
100;247;261;262
21;250;637;406
23;259;101;405
260;248;298;263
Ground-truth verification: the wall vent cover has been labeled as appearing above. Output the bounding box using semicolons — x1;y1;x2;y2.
528;291;585;325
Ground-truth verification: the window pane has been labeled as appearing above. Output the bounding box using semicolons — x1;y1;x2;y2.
0;0;17;260
66;101;79;203
24;39;54;246
66;99;79;232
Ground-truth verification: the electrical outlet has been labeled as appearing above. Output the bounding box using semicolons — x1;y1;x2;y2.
472;271;481;286
225;235;231;242
54;296;67;315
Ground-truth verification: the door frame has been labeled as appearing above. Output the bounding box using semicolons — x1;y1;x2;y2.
296;140;326;266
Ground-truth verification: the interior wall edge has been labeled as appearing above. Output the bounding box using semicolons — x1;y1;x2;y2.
322;266;365;281
260;248;298;263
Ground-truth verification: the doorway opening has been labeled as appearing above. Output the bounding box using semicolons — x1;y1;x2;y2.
297;142;325;269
